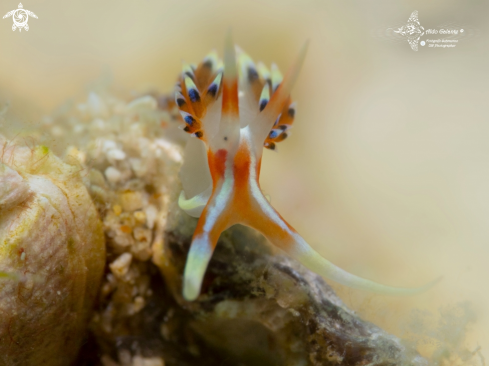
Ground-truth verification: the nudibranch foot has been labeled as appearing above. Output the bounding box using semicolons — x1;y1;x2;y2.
172;32;438;301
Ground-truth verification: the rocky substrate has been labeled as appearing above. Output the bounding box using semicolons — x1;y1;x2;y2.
1;91;432;366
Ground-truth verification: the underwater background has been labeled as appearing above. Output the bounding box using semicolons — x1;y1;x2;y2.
1;0;488;362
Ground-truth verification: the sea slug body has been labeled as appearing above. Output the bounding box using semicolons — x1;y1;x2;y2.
174;32;438;301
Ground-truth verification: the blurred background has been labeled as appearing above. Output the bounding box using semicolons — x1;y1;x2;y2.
1;0;488;361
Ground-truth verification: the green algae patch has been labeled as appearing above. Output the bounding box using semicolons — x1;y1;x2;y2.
39;145;49;154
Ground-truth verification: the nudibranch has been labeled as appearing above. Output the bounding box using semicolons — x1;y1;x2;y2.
174;33;438;301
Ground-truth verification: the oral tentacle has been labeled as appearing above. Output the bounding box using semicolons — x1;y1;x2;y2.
245;188;439;296
287;233;442;295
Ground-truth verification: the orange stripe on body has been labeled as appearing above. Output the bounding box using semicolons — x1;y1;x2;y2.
232;141;297;251
231;146;255;227
233;143;251;191
191;148;230;247
207;149;227;188
191;205;230;251
248;202;296;247
222;79;239;117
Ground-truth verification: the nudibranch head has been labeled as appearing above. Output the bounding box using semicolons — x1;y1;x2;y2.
174;34;304;154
